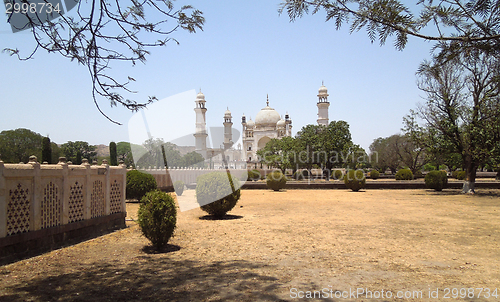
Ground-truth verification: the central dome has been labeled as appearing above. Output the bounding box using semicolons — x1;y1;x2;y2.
255;104;281;127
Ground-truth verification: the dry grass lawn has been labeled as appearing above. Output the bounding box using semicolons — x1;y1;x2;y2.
1;189;499;301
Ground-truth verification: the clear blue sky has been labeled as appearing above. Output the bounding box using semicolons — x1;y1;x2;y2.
0;1;434;151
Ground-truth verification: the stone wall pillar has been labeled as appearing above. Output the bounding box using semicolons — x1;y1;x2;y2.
30;156;41;231
103;160;111;215
0;160;6;238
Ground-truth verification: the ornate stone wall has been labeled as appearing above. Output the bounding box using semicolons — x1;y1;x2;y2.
0;157;127;239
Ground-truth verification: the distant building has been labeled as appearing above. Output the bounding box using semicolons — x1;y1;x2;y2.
193;84;330;169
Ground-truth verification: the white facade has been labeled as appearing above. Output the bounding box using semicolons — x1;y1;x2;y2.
241;95;292;163
194;84;330;168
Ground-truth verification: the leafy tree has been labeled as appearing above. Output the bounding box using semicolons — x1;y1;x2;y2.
369;135;400;173
258;121;357;175
182;151;205;168
116;142;135;168
280;0;500;53
409;49;500;193
60;141;97;164
4;1;204;124
42;136;52;164
50;142;61;164
109;141;118;166
0;128;43;163
134;138;183;168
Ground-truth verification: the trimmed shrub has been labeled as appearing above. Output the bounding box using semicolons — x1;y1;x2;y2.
266;170;287;191
456;171;466;180
126;170;157;200
413;170;423;179
247;169;261;181
301;169;310;179
343;170;366;192
173;180;185;196
395;168;413;180
332;169;343;180
293;170;304;180
496;168;500;180
425;170;448;191
197;172;241;217
370;170;380;179
138;190;177;250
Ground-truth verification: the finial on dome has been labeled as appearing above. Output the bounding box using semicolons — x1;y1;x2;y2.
322;80;324;86
266;94;269;106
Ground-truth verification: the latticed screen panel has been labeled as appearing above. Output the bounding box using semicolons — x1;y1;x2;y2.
110;179;122;214
41;181;61;229
7;183;31;236
69;180;85;223
91;180;105;218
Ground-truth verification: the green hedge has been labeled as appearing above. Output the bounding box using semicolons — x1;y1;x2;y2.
266;170;287;191
395;168;413;180
138;190;177;250
332;169;343;180
425;170;448;191
370;170;380;179
247;169;261;181
196;172;241;217
344;170;366;192
173;180;185;196
126;170;157;201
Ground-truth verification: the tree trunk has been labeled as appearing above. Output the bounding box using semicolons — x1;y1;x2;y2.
462;156;477;194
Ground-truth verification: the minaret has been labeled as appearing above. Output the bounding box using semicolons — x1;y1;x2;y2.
194;90;208;158
285;112;292;136
223;107;233;150
317;82;330;126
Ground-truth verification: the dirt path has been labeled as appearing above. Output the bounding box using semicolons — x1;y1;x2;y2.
1;189;499;301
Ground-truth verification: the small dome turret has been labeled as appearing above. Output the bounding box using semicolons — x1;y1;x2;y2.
277;119;286;128
246;118;255;128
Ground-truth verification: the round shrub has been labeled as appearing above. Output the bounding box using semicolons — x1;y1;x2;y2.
343;169;366;192
247;169;261;181
425;170;448;191
395;168;413;180
197;172;241;217
126;170;157;200
266;170;287;191
332;169;343;180
413;170;423;179
173;180;185;196
456;171;466;180
496;168;500;180
293;170;304;180
370;170;380;179
138;190;177;250
301;169;310;179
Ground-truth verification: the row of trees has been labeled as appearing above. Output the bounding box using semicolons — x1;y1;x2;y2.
369;134;425;175
0;128;207;168
280;0;500;193
257;121;369;174
369;49;500;192
131;138;205;169
0;128;109;165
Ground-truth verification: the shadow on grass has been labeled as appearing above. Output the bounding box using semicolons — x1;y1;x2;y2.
141;243;181;254
2;258;288;302
199;214;243;221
